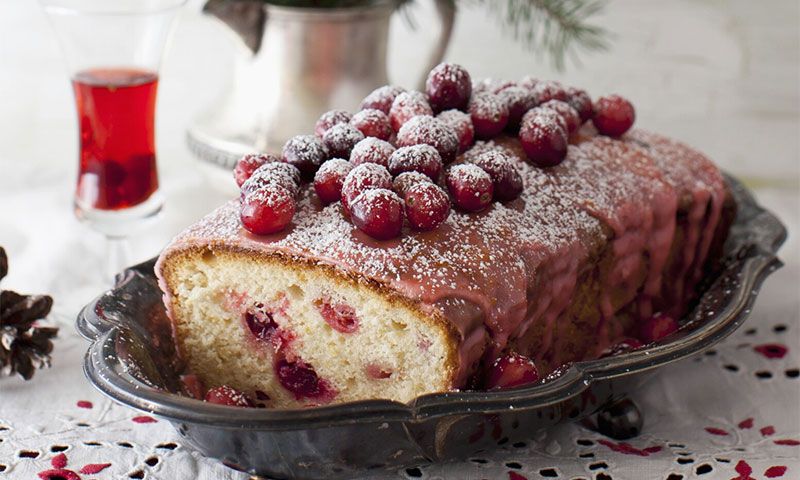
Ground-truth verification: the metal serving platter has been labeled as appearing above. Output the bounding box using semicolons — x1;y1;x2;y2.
76;175;786;480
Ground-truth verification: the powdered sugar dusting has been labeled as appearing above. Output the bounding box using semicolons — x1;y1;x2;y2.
164;128;717;386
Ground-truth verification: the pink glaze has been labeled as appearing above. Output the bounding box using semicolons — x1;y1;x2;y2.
156;128;725;388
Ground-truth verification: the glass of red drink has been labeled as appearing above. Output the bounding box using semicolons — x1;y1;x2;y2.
41;0;185;279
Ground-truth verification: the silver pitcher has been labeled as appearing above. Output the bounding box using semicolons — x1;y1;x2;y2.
188;0;455;172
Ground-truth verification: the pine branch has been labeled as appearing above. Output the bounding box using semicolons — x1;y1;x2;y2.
471;0;610;69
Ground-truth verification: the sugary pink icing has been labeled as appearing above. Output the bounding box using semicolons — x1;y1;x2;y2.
156;128;725;388
625;130;726;317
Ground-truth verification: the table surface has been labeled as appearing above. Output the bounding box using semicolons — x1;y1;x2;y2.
0;0;798;479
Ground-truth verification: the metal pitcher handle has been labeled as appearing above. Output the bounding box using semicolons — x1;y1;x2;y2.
412;0;455;90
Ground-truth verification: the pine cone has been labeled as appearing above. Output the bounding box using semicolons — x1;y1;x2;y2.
0;247;58;380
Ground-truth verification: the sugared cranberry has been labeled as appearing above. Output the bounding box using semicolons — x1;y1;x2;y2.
486;352;540;389
471;78;495;94
282;134;329;179
491;80;519;94
389;91;433;131
313;158;353;205
240;162;301;199
396;115;459;164
349;137;395;168
540;99;581;135
315;297;359;333
404;182;450;231
340;163;393;214
388;144;443;181
392;171;432;197
240;185;296;235
446;164;494;212
437;109;475;153
639;313;679;343
275;359;336;401
593;94;635;137
519;75;540;90
233;153;281;187
600;338;644;358
322;123;365;160
204;385;255;407
314;109;352;138
350;108;393;141
425;62;472;112
349;188;404;240
471;151;523;201
361;85;406;114
519;108;569;167
531;80;568;103
499;86;538;131
565;86;593;123
468;92;509;139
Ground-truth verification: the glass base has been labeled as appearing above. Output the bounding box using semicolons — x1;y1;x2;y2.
74;190;164;238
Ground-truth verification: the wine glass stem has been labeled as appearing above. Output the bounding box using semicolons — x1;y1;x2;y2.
105;235;131;285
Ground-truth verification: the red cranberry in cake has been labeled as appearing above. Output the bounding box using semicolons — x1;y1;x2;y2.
392;171;432;197
446;163;494;212
204;385;255;407
233;153;281;187
437;109;475;153
240;185;296;235
275;359;337;401
340;163;393;214
388;144;443;181
314;109;352;138
313;159;353;205
322;123;365;160
350;108;393;141
349;188;404;240
282;134;329;179
244;305;279;343
540;99;581;135
471;151;523;201
240;162;301;199
639;313;678;343
315;297;359;333
486;352;540;390
350;137;395;168
361;85;406;114
404;182;451;231
425;62;472;112
531;80;568;103
396;115;459;164
389;91;433;131
519;107;569;167
593;94;636;137
468;92;509;139
366;364;393;380
565;86;593;123
499;86;539;131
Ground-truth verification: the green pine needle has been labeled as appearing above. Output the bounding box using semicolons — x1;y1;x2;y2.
260;0;610;68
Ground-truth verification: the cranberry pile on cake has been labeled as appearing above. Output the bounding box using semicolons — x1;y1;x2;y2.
157;64;734;409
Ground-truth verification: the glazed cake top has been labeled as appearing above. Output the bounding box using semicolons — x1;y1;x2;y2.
162;127;725;384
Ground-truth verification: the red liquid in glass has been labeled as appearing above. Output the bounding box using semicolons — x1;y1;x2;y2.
73;68;159;210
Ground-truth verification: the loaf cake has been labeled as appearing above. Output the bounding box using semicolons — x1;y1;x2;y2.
157;65;733;408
